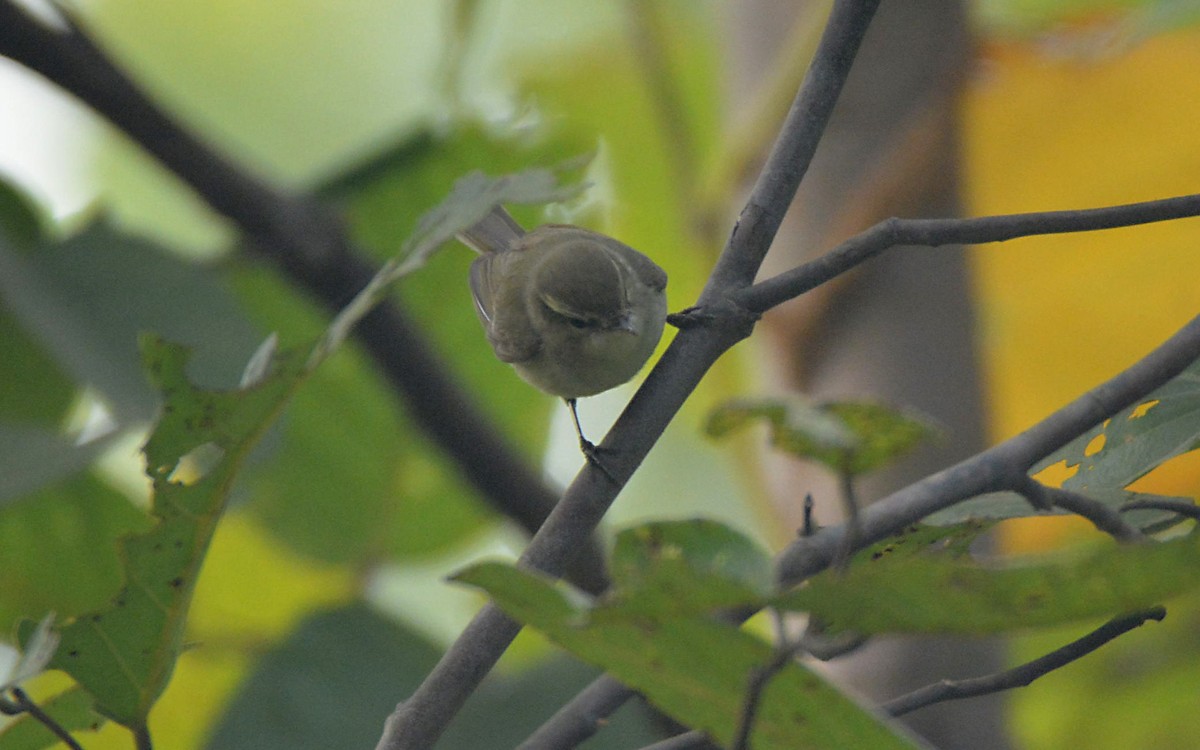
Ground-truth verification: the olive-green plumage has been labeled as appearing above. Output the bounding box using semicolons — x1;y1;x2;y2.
460;206;667;400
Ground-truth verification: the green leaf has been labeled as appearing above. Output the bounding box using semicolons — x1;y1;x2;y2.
606;519;774;615
0;311;75;427
0;177;44;250
204;603;660;750
851;521;993;565
204;603;441;750
227;259;490;564
779;530;1200;634
0;474;151;634
455;563;920;750
927;488;1190;530
0;217;264;424
707;397;937;476
0;688;103;749
23;336;307;729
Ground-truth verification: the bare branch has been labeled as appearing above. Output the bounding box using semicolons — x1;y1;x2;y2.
882;607;1166;717
1017;478;1144;544
740;193;1200;314
0;0;609;594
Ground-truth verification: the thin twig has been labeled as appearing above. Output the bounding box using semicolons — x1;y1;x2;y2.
832;463;861;570
516;676;638;750
1016;478;1144;543
740;193;1200;314
1121;498;1200;521
6;688;86;750
882;607;1166;716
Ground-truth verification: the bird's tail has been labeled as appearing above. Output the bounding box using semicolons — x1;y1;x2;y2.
456;205;526;254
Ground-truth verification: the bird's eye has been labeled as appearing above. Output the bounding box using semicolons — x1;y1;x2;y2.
567;317;589;330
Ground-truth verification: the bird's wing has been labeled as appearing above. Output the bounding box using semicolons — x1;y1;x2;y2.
468;251;542;363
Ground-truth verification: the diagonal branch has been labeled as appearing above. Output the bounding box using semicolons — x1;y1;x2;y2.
740;193;1200;314
0;1;610;594
516;676;637;750
882;607;1166;716
701;0;883;295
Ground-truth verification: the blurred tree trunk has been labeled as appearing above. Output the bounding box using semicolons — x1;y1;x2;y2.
727;2;1011;748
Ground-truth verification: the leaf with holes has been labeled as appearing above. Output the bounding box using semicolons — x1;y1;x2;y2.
1039;356;1200;494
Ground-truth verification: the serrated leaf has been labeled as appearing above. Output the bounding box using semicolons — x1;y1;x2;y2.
707;397;937;476
455;563;920;750
22;337;307;728
778;530;1200;634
